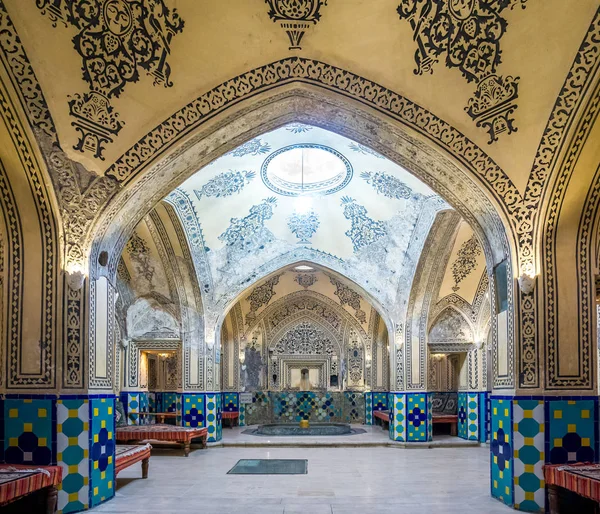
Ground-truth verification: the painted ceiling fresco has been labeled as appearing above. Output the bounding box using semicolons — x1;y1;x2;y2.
167;124;447;329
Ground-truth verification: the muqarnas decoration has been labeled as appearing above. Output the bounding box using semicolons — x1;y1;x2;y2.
265;0;328;50
194;170;256;200
451;235;482;292
37;0;185;160
287;209;320;244
397;0;526;143
361;171;412;200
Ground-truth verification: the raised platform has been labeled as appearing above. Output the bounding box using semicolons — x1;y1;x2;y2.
207;425;482;448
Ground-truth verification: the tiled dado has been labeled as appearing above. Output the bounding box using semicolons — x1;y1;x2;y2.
490;395;598;513
387;393;431;442
0;394;116;514
182;393;222;442
119;392;149;425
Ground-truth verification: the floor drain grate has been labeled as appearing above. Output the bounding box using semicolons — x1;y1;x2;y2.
227;459;308;475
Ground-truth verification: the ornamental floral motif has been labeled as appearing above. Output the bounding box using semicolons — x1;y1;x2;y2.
360;171;412;200
245;274;282;326
194;170;256;200
274;322;335;355
37;0;185;158
218;197;278;249
228;138;271;157
329;275;366;324
397;0;526;143
287;210;320;244
295;273;318;289
286;123;313;133
451;235;482;292
265;0;328;49
126;233;155;287
348;142;384;158
340;197;387;252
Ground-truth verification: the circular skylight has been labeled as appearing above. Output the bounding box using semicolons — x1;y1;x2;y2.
261;144;353;197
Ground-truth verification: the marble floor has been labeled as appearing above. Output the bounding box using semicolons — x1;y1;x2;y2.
92;445;513;514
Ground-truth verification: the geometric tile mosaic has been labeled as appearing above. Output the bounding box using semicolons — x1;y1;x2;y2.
513;399;544;512
272;392;342;423
547;399;596;465
343;392;365;423
389;393;405;442
90;398;115;508
406;393;427;442
183;394;205;428
490;398;513;507
427;393;433;442
205;393;221;442
222;393;239;412
480;392;490;443
365;392;373;425
467;393;479;441
216;393;223;442
458;393;468;439
239;402;246;427
57;399;89;514
4;399;54;466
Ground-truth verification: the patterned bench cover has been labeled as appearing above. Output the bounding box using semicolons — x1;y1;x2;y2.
374;410;389;421
545;463;600;503
116;444;152;477
116;424;207;456
0;464;62;506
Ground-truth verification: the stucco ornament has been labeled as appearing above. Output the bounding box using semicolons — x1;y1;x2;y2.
518;273;535;295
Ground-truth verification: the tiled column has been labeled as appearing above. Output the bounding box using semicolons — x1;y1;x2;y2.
406;393;429;442
457;392;481;441
490;395;598;513
182;393;222;442
364;392;373;425
1;394;116;514
389;393;406;441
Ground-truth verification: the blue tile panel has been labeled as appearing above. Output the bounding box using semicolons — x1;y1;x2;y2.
222;393;239;412
490;398;513;507
546;399;597;466
205;393;222;442
4;398;54;466
513;399;544;512
389;393;406;442
458;392;468;439
343;392;365;423
406;393;428;442
90;398;116;507
239;403;246;426
480;392;490;443
183;394;205;428
57;399;89;514
427;393;433;442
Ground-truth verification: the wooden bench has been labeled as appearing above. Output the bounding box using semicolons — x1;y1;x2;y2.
116;424;208;457
373;410;390;430
545;463;600;513
116;443;152;478
432;414;458;436
0;464;62;513
146;412;178;424
222;411;239;428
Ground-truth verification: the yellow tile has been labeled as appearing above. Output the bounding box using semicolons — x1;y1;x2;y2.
504;409;508;417
108;407;113;415
94;487;98;496
499;420;503;429
554;410;562;419
514;450;519;458
101;399;106;403
524;410;533;419
554;438;562;448
23;423;32;432
108;456;113;465
84;477;89;486
101;420;106;428
9;438;18;447
493;407;497;415
84;449;89;458
524;437;534;446
513;476;518;485
101;471;105;480
583;438;590;447
94;408;98;416
94;461;98;469
24;399;32;404
57;424;62;433
506;461;510;470
513;423;518;431
540;424;545;433
541;479;545;487
108;481;113;489
525;492;535;501
94;434;98;443
68;437;78;446
83;422;89;431
568;401;576;405
582;410;590;419
505;487;510;495
8;409;18;418
69;492;79;502
494;480;498;488
69;409;78;418
505;433;509;443
525;464;534;473
568;424;576;433
38;438;46;447
68;464;78;474
494;456;497;464
57;452;62;461
499;471;503;479
109;431;113;439
38;408;47;418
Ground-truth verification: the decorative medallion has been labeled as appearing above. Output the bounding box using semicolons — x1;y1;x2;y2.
295;273;318;289
287;210;320;244
360;171;412;200
397;0;526;143
246;274;282;326
340;197;387;252
451;235;482;292
265;0;328;50
37;0;185;159
194;170;256;200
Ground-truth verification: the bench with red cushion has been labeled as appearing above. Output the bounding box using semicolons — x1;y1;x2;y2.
545;463;600;513
116;443;152;478
222;411;239;428
373;410;390;429
432;414;458;436
116;424;207;457
0;464;62;513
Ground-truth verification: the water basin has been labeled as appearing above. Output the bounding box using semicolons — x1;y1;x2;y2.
253;423;354;436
